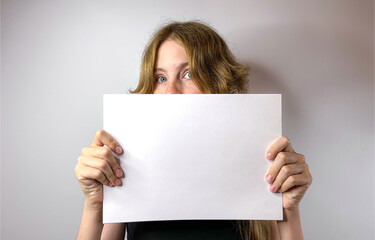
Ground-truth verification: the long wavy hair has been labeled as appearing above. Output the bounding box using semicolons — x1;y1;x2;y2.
129;20;271;240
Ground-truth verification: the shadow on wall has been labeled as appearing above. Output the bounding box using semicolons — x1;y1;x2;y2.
244;62;285;94
229;20;370;96
242;58;300;130
228;25;300;120
243;61;303;134
227;20;369;137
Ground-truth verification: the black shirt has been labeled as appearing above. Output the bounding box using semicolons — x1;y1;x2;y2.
126;220;242;240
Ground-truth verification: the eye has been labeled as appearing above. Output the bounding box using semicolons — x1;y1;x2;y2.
156;76;167;83
184;71;192;79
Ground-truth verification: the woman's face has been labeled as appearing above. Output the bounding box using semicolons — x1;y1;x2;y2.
153;39;203;94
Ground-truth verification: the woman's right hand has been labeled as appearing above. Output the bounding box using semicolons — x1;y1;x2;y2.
74;129;125;209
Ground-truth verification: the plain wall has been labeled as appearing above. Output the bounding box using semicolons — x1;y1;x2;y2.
1;0;374;239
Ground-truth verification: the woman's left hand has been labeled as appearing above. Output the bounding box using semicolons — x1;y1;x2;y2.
265;137;313;211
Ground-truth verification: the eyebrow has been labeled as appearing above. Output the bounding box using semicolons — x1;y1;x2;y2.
154;62;189;73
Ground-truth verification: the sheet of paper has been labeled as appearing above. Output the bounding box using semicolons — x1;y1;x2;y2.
103;94;282;223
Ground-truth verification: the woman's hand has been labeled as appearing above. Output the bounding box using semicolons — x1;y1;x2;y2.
74;129;125;209
265;137;312;211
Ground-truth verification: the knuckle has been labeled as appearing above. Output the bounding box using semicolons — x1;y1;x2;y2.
281;165;291;175
282;136;290;145
96;129;105;138
289;175;297;185
304;163;310;171
97;160;115;180
104;147;111;156
98;160;108;170
81;147;87;155
74;165;80;176
300;154;306;162
77;156;83;163
76;175;84;181
280;152;287;159
93;169;103;180
100;148;111;159
278;152;287;163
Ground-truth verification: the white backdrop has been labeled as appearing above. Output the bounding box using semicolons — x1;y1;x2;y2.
1;1;374;239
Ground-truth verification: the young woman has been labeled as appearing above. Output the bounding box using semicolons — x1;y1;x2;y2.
75;21;313;240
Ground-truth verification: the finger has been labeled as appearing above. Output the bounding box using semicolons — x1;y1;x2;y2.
265;152;305;183
114;156;125;178
266;136;295;160
114;156;121;165
279;173;311;193
268;163;306;192
76;163;110;186
78;155;119;185
91;129;123;154
81;146;124;178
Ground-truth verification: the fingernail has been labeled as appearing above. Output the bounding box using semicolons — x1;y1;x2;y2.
116;145;122;154
115;178;122;186
267;152;272;159
108;182;113;187
270;184;276;192
115;168;122;178
266;174;273;183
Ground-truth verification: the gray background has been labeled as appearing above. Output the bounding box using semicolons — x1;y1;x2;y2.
1;0;374;239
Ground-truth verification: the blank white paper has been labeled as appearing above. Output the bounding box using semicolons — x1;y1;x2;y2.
103;94;282;223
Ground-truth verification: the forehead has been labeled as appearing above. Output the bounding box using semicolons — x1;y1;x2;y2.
156;39;188;66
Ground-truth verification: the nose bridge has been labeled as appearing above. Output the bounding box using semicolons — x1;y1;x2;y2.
165;77;181;94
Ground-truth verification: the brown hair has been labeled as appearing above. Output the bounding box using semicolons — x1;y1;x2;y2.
129;20;250;94
129;20;271;240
